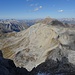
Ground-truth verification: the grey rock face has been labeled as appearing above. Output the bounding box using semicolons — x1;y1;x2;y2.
1;50;75;75
30;57;75;75
0;50;29;75
1;18;75;74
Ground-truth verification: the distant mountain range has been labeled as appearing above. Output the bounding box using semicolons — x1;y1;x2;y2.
59;18;75;21
0;18;75;34
0;19;44;34
58;18;75;24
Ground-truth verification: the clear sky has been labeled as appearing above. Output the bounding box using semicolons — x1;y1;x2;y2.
0;0;75;19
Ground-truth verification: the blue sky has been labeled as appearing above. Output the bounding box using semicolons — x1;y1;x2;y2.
0;0;75;19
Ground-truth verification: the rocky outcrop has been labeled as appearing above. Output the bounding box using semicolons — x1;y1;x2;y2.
39;17;53;24
0;18;75;71
0;50;29;75
0;50;75;75
31;57;75;75
0;21;29;33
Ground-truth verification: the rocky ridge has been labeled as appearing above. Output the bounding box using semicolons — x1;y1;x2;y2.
0;50;75;75
0;18;75;72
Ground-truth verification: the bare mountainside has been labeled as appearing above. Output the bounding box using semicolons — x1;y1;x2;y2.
0;18;75;71
0;19;34;33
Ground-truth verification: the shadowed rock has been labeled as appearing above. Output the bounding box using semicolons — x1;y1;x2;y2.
1;17;75;71
0;50;3;57
0;50;29;75
30;57;75;75
0;50;75;75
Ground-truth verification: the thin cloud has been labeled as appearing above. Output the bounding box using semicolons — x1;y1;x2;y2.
34;8;39;11
30;3;38;7
39;6;42;9
58;10;64;12
33;6;43;12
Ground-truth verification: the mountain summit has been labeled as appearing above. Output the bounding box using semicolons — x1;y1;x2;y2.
40;17;53;24
0;18;75;71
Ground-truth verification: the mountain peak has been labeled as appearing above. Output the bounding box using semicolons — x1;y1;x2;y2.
41;17;53;24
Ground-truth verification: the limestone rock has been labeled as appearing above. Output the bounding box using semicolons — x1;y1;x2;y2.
0;18;75;71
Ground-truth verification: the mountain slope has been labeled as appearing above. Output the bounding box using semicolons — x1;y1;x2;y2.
0;19;29;33
0;18;75;71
